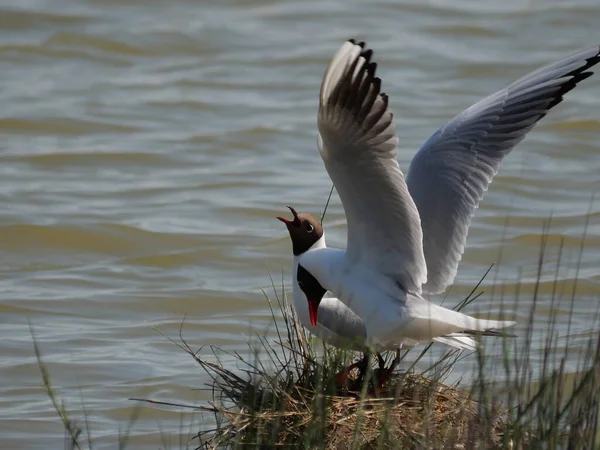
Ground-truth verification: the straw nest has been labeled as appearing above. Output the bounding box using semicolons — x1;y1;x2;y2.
187;291;509;449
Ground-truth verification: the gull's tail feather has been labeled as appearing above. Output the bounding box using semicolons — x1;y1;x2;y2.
439;312;517;338
460;316;517;333
407;295;516;346
460;328;517;338
433;335;477;351
433;325;516;351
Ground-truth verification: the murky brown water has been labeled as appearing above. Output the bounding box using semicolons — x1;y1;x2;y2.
1;0;599;448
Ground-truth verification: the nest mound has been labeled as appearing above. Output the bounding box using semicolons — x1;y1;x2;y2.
202;367;506;449
191;295;508;449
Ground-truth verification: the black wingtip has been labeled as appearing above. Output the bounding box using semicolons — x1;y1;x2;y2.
580;46;600;73
345;39;376;66
380;92;389;110
361;49;373;63
347;38;366;48
323;39;392;134
548;46;600;109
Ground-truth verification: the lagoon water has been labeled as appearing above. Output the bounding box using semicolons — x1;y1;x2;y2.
1;0;599;447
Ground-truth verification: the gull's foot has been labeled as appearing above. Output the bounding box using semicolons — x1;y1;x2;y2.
334;353;370;391
371;349;402;396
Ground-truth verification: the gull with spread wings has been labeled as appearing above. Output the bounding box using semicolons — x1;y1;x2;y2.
278;40;600;376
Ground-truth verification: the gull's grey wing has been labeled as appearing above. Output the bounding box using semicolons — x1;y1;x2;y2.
318;40;427;293
317;294;367;350
406;45;600;295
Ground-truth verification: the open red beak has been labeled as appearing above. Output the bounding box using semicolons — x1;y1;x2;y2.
276;205;301;227
308;297;319;327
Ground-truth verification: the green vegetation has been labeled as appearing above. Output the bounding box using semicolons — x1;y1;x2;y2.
34;229;600;449
188;279;509;449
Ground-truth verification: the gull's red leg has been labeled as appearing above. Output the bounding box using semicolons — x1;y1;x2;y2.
334;352;371;388
373;348;402;395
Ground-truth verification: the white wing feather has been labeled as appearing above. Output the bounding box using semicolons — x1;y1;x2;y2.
317;40;427;294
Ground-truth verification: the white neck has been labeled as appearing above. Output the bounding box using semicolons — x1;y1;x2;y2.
310;232;326;251
292;232;327;279
291;233;327;327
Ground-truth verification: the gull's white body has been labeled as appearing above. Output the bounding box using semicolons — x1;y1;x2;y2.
289;39;600;351
298;246;507;350
292;235;367;351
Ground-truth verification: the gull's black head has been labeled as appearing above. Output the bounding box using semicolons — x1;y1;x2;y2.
277;205;323;255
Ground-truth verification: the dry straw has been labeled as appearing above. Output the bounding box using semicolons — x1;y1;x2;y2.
34;220;600;449
185;269;511;449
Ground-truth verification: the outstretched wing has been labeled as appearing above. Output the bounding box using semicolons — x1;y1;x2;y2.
317;40;427;294
406;45;600;295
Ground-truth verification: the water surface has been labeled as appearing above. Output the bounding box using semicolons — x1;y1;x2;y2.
1;0;599;447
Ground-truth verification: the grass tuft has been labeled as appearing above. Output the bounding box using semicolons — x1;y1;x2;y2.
177;226;600;449
34;221;600;449
182;276;512;449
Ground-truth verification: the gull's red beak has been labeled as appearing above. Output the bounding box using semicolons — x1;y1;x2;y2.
308;297;319;327
276;205;301;227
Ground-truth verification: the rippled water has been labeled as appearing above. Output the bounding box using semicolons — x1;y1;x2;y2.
1;0;600;447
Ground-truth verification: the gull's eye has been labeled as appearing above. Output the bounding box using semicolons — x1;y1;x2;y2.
306;224;314;233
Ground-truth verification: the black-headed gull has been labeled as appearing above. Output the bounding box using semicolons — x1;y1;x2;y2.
279;39;600;356
278;207;367;350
